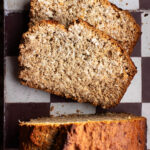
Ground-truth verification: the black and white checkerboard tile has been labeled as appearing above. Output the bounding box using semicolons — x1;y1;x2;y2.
3;0;150;149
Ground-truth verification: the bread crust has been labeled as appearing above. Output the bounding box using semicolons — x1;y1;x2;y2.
29;0;141;55
19;114;146;150
18;19;137;109
109;3;141;55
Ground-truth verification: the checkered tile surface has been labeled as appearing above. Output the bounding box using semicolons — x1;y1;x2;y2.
3;0;150;149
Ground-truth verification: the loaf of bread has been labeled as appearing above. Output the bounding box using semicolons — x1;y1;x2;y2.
29;0;141;55
18;19;137;109
19;113;146;150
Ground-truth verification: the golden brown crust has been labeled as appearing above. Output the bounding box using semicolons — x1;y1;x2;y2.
30;20;67;33
64;119;146;150
19;115;146;150
18;19;137;109
109;3;141;55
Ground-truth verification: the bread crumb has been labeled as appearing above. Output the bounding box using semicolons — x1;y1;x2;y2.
50;106;54;112
76;109;80;113
56;111;60;115
144;14;148;17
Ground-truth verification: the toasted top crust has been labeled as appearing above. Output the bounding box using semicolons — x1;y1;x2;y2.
19;113;146;126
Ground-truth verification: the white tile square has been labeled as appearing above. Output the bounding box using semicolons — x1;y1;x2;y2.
142;12;150;57
142;103;150;149
109;0;139;10
121;57;141;103
50;103;96;116
4;0;30;11
5;57;50;103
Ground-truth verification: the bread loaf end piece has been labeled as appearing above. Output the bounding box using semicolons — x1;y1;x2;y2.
19;113;146;150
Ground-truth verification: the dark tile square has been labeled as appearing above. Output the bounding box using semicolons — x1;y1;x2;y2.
0;7;4;150
5;103;50;148
140;0;150;10
131;36;141;57
131;12;141;26
5;12;29;56
130;12;141;57
96;103;142;116
142;57;150;102
51;94;77;103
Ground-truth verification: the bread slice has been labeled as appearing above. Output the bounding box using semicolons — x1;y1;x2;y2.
19;113;146;150
29;0;141;55
18;19;136;109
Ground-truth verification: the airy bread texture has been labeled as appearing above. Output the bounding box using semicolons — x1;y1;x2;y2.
18;19;137;109
19;113;146;150
29;0;141;55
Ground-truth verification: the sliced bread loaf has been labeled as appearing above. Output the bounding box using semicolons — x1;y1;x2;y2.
19;113;146;150
29;0;141;55
18;19;136;109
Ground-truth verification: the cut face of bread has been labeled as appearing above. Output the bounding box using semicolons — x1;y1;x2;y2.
30;0;141;55
18;20;136;109
19;113;146;150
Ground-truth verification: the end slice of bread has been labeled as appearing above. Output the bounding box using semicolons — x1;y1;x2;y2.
19;113;146;150
29;0;141;55
18;19;137;109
